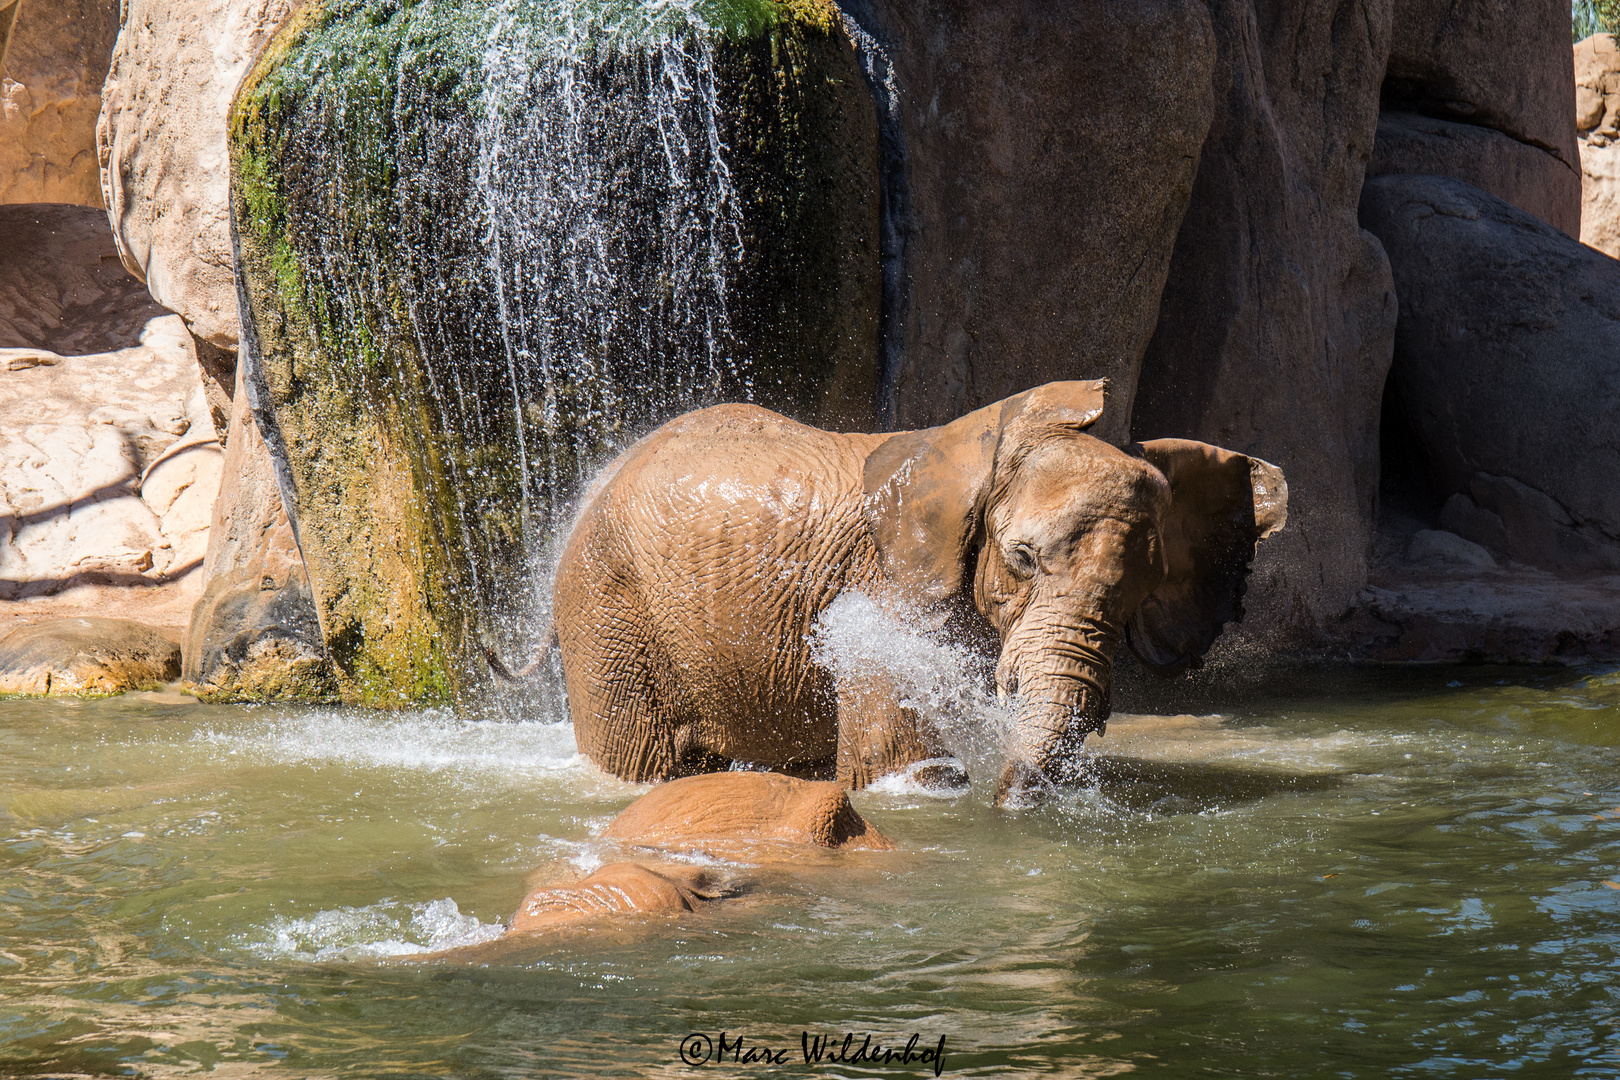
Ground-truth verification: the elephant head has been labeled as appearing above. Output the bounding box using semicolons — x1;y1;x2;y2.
861;381;1287;805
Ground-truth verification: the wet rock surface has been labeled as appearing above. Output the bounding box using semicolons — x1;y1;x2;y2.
231;0;884;705
183;362;333;702
0;616;181;695
1360;174;1620;575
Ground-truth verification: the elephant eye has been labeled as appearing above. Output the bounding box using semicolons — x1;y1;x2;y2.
1005;541;1038;581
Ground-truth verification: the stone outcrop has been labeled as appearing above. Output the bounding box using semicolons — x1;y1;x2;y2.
849;0;1217;446
1359;174;1620;574
97;0;296;356
1131;0;1398;640
182;363;334;702
1576;34;1620;257
1370;110;1581;236
0;0;118;207
0;206;222;629
1385;0;1579;176
0;616;181;695
1373;0;1580;238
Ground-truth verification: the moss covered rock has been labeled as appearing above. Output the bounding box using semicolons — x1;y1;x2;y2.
230;0;880;706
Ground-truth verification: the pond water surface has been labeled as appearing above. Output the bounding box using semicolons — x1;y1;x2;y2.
3;665;1620;1078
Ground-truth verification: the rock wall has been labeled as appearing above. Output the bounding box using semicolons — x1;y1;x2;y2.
0;205;223;630
1576;34;1620;257
183;359;333;701
1131;0;1398;638
848;0;1216;446
98;0;296;371
1360;174;1620;574
1373;0;1580;236
0;0;118;206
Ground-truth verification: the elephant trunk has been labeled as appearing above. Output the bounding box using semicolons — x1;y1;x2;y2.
992;610;1119;807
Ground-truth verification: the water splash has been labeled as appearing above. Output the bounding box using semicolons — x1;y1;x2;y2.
811;592;1016;785
248;897;505;961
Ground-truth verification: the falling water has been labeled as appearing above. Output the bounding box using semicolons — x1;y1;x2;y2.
234;0;882;698
474;0;748;536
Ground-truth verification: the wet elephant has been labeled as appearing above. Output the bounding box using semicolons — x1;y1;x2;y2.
545;380;1286;804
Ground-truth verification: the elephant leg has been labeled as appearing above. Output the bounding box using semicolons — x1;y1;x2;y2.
835;673;961;790
565;615;706;783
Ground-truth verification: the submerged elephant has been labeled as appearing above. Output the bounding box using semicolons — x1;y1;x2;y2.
536;380;1286;804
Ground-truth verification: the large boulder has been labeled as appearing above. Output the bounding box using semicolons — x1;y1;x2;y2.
847;0;1217;445
0;0;118;206
97;0;297;431
1131;0;1398;638
182;360;334;702
0;205;223;626
1384;0;1579;179
1359;174;1620;573
1576;34;1620;258
0;616;180;695
231;0;883;704
1370;110;1581;236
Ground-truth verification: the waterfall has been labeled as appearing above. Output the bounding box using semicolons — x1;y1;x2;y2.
232;0;882;703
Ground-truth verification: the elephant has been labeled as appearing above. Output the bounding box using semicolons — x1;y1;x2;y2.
537;379;1287;805
602;772;894;853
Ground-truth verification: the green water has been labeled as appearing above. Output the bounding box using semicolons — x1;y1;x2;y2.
3;666;1620;1078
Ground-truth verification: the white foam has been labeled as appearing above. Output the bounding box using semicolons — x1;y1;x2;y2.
248;897;505;962
192;711;586;780
811;592;1017;781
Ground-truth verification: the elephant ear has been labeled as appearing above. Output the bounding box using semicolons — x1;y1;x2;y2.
1125;439;1288;675
863;381;1107;605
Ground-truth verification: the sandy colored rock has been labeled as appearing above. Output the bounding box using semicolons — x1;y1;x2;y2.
1133;0;1397;640
183;360;333;702
1371;110;1581;236
0;205;222;628
1359;174;1620;574
603;772;893;853
0;0;118;206
1386;0;1578;172
97;0;296;351
863;0;1216;446
0;616;180;695
1576;34;1620;257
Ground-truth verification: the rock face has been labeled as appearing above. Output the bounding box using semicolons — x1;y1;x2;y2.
97;0;296;355
1384;0;1579;178
847;0;1217;445
1359;174;1620;574
0;205;223;626
1370;110;1581;236
231;0;883;705
0;0;118;206
1576;34;1620;257
0;616;181;695
1131;0;1398;639
182;362;333;702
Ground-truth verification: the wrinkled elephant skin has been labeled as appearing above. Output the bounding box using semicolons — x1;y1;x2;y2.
550;381;1287;805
